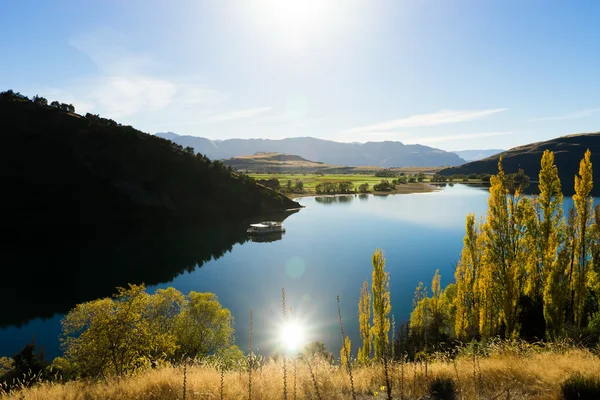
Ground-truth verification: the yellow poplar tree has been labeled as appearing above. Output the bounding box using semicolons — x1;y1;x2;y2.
357;280;371;363
371;248;391;360
543;237;571;338
454;214;483;339
340;336;351;367
481;158;528;338
522;150;564;301
523;150;568;337
409;282;428;343
429;270;445;341
572;149;594;327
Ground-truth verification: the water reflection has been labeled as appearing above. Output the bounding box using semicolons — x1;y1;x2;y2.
314;195;355;204
0;211;298;329
249;231;284;243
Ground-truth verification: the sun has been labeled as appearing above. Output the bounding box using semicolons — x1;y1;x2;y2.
280;321;305;353
267;0;329;26
259;0;334;46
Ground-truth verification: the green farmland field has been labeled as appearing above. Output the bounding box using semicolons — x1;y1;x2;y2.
249;173;388;191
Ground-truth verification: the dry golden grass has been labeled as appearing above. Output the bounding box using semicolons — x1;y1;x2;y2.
3;348;600;399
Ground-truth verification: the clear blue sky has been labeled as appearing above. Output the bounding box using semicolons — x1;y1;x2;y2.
2;0;599;150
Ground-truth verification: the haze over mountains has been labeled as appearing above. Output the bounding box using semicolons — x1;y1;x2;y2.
453;149;504;162
155;132;467;167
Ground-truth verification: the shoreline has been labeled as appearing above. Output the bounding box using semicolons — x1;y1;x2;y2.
285;182;438;199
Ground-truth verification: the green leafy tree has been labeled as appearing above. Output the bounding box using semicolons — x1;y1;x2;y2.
60;285;233;378
60;285;160;378
301;341;334;363
0;357;13;375
32;95;48;106
175;292;234;357
0;344;50;389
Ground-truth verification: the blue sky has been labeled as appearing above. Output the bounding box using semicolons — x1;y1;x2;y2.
2;0;599;150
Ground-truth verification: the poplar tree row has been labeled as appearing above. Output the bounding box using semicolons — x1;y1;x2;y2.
411;149;600;343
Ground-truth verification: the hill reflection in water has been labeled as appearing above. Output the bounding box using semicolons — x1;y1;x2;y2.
0;211;298;329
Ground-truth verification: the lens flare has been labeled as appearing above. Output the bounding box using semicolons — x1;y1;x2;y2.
280;321;305;352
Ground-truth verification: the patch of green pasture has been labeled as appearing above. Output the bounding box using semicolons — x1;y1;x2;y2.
248;173;386;190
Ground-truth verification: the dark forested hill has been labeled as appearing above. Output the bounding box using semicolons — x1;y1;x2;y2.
439;132;600;194
0;91;298;234
155;132;466;167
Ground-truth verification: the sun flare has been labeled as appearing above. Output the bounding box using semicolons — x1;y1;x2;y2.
280;321;305;352
259;0;334;46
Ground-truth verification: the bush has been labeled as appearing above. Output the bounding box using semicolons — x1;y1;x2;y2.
429;376;457;400
0;344;50;390
374;170;398;178
373;180;393;191
431;174;447;182
561;373;600;400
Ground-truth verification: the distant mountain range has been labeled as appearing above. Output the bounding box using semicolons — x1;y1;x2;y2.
155;132;466;167
439;132;600;194
222;152;442;174
453;149;504;161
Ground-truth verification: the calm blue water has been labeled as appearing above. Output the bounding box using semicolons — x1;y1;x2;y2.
1;184;492;359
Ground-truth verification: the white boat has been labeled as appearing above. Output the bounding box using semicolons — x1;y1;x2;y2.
247;221;286;234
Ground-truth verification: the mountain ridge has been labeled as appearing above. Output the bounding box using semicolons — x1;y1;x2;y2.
155;133;466;167
439;131;600;194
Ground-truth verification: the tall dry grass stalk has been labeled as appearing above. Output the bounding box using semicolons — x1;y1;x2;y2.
5;347;600;400
248;308;253;400
290;306;297;400
337;295;356;400
305;355;322;400
281;287;287;400
182;359;187;400
219;362;225;400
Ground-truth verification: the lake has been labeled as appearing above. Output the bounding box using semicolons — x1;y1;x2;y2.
1;184;492;360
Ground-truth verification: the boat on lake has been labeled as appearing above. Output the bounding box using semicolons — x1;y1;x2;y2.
247;221;286;235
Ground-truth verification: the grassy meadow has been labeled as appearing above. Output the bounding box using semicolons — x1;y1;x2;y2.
250;173;391;192
4;342;599;399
